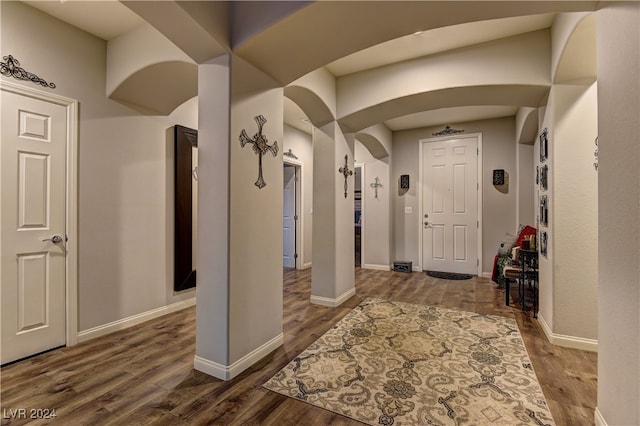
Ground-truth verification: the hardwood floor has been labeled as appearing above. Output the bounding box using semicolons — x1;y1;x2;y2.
1;268;597;425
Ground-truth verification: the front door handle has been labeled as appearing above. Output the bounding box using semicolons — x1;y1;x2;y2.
42;235;63;244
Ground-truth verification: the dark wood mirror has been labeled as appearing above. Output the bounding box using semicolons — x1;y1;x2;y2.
174;125;197;291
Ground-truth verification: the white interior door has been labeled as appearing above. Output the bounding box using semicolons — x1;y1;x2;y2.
1;89;67;364
422;137;478;274
283;164;296;269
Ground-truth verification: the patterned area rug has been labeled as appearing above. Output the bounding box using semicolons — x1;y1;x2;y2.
264;298;554;426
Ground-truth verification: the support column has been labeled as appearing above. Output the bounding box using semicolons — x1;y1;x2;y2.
596;4;640;425
195;54;284;380
311;122;356;306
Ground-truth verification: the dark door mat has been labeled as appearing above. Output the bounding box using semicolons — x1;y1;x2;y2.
426;271;473;280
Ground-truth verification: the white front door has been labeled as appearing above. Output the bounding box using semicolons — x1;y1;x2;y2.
283;164;296;269
422;137;478;275
1;89;67;364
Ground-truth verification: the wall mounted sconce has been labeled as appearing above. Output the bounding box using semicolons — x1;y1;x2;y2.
400;174;410;189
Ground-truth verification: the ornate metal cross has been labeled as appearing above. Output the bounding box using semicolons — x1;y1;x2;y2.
338;154;353;198
239;115;279;189
370;176;383;199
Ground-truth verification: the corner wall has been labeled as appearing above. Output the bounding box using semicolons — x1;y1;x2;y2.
596;3;640;425
553;83;598;342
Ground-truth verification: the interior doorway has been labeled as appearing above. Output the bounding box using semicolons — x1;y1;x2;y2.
283;162;301;269
420;134;482;275
1;81;78;365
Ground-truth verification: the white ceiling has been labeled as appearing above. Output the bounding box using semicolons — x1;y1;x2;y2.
21;1;561;133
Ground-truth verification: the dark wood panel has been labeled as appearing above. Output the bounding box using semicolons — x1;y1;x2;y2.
0;268;597;425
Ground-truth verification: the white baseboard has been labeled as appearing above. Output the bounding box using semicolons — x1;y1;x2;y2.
302;262;312;270
482;272;492;278
538;313;598;352
310;287;356;307
594;407;608;426
78;298;196;343
362;264;391;271
413;266;422;272
194;333;283;381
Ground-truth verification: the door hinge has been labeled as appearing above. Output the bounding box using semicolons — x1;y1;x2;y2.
294;215;299;220
294;253;298;259
477;258;479;266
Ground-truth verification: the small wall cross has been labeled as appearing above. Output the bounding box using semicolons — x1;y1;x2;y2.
370;177;383;199
338;155;353;198
239;115;278;189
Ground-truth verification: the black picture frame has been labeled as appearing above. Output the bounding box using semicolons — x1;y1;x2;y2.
540;195;549;227
540;164;548;191
539;128;548;162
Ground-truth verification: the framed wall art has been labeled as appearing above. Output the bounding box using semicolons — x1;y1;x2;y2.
400;174;410;189
539;195;549;227
540;231;548;258
540;164;549;191
539;128;548;162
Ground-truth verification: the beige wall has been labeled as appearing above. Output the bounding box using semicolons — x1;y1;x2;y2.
1;2;197;333
195;55;231;366
533;80;599;348
536;92;555;329
355;141;391;269
596;3;640;425
536;13;599;350
392;117;517;274
552;83;598;341
311;122;355;303
195;54;284;372
228;56;284;363
517;144;535;228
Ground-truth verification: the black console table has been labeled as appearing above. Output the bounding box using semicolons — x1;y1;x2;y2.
518;249;539;317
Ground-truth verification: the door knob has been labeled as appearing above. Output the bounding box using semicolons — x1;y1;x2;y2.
424;221;430;227
42;235;63;244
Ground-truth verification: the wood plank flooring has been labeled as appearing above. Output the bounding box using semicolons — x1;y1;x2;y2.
1;268;597;425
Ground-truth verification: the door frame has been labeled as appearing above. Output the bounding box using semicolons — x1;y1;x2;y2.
283;158;303;270
418;132;483;276
1;80;79;347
